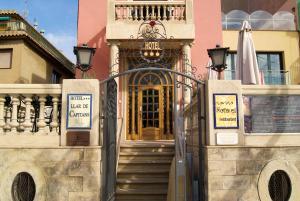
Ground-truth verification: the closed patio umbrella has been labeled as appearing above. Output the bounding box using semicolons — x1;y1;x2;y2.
207;59;218;80
235;21;261;84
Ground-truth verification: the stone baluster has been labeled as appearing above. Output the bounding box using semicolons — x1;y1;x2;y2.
140;5;144;21
0;96;5;134
10;96;19;133
151;5;155;20
146;6;149;20
134;6;138;21
18;109;25;131
116;6;121;20
168;5;173;20
180;6;185;20
122;6;126;19
157;5;161;20
174;5;178;20
37;95;47;134
50;95;59;135
23;95;32;133
163;5;167;20
128;6;133;20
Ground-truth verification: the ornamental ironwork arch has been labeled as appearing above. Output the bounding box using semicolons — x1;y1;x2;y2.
109;20;204;82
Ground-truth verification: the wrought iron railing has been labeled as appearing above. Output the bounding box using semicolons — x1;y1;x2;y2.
224;69;291;85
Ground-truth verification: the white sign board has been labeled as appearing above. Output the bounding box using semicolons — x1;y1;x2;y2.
216;132;238;145
67;94;92;129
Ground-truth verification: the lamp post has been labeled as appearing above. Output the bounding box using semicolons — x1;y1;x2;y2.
73;44;96;78
207;45;229;80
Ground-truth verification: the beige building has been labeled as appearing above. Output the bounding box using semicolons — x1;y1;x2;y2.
0;10;74;84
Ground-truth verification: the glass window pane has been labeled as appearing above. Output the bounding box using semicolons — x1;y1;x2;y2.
257;54;268;71
270;54;280;70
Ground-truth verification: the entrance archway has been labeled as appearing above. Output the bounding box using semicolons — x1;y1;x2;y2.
128;71;173;140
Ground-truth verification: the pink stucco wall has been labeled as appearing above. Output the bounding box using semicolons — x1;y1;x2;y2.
192;0;223;77
77;0;109;80
77;0;223;79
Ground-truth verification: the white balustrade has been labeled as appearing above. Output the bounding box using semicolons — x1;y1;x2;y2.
0;84;61;136
115;2;186;22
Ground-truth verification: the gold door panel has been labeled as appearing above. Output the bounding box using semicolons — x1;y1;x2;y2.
138;87;162;140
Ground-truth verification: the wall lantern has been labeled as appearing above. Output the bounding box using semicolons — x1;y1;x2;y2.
207;45;229;79
73;44;96;72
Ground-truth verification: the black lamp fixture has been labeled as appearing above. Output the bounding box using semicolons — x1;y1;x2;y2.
73;44;96;72
207;45;229;79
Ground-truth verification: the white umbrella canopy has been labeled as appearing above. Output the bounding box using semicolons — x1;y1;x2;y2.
207;59;218;80
235;21;261;84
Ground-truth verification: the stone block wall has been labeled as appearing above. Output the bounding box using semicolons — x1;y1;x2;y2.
205;146;300;201
0;147;101;201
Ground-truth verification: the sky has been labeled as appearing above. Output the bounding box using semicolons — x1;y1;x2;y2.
1;0;78;62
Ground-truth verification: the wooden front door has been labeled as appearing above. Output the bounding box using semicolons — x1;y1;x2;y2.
138;86;163;140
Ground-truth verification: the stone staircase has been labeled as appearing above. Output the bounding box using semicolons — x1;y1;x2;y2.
116;142;175;201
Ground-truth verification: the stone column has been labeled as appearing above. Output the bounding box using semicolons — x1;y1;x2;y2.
109;42;120;76
182;43;192;105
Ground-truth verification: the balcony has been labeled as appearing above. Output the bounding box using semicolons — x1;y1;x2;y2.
106;0;195;40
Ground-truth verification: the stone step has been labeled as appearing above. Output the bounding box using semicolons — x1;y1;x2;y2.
117;183;168;191
117;177;169;184
116;143;174;201
118;166;171;174
117;187;168;195
118;159;172;164
120;143;174;153
119;152;174;160
117;173;169;179
116;194;167;201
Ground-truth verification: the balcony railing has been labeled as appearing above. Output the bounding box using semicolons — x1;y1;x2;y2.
0;84;61;136
224;69;290;85
115;1;186;22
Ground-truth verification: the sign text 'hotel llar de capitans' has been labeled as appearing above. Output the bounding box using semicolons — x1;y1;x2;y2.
67;94;92;129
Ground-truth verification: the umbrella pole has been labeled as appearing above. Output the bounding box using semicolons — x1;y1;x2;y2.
217;71;221;80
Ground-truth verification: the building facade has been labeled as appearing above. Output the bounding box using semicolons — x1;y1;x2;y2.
0;1;299;201
77;0;300;200
0;10;74;84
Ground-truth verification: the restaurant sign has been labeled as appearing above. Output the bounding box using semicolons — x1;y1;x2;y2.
213;94;239;129
67;94;92;129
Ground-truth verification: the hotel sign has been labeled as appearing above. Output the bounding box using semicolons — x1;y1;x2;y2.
213;94;239;129
67;94;92;129
142;40;162;58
